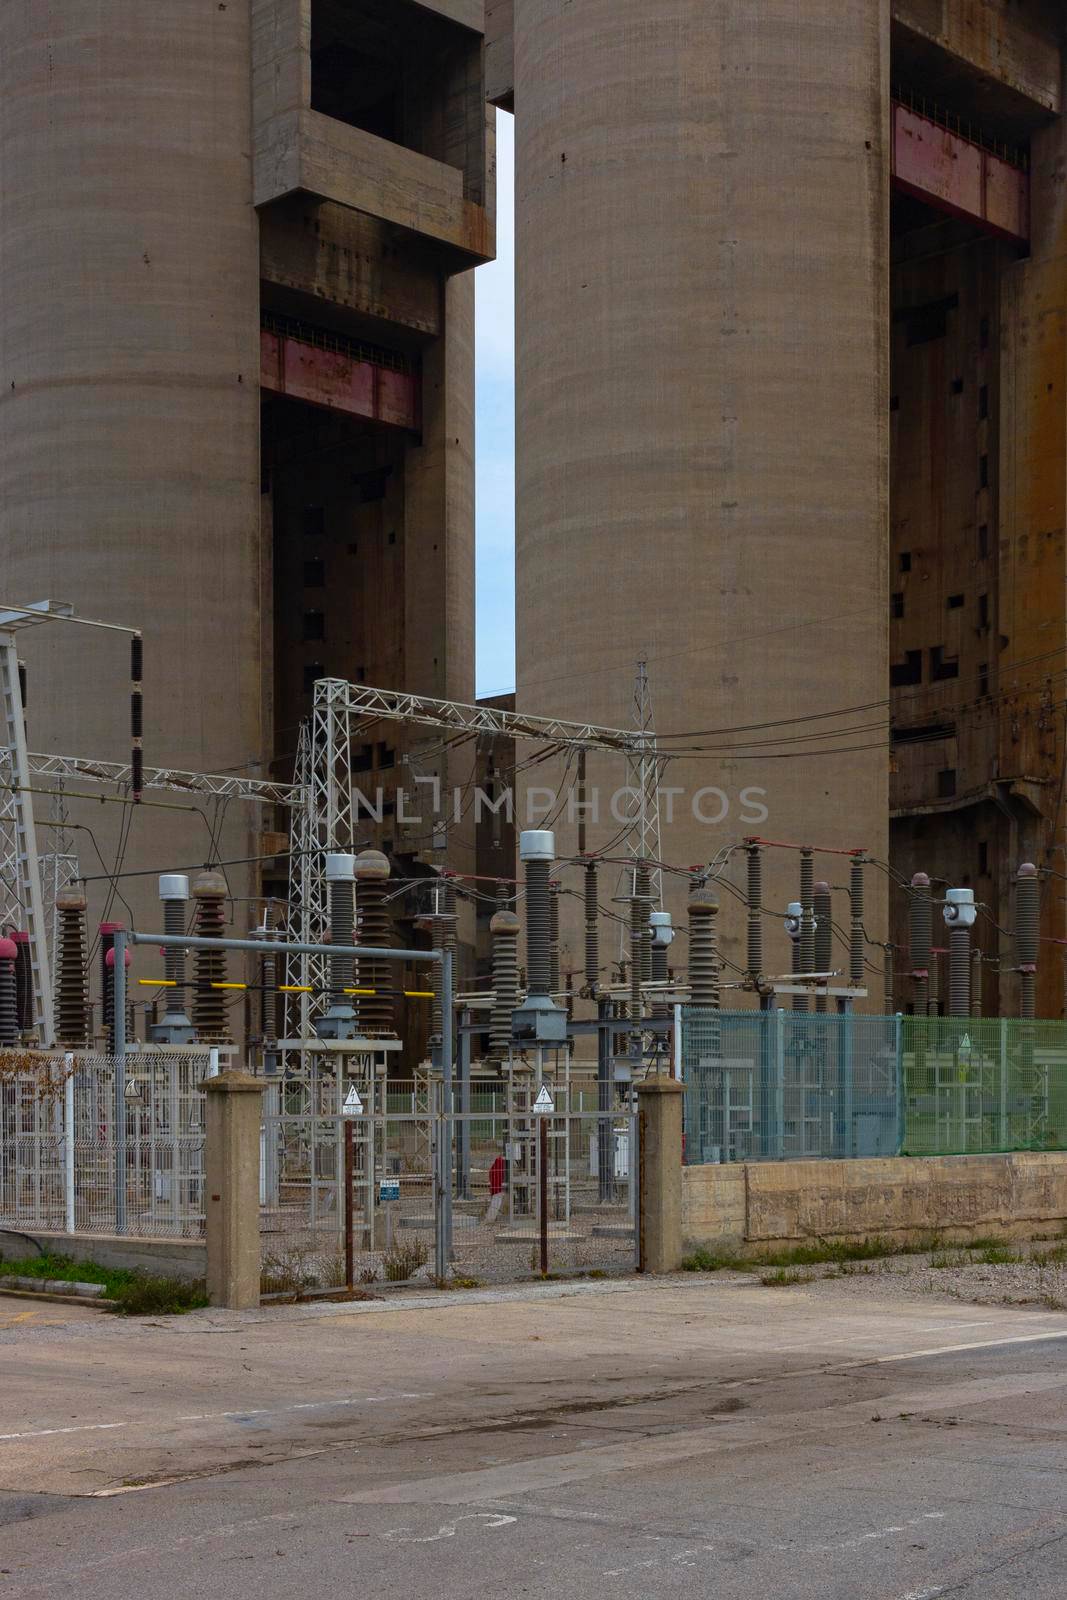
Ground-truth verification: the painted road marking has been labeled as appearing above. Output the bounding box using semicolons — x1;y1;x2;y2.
0;1391;432;1444
383;1513;517;1543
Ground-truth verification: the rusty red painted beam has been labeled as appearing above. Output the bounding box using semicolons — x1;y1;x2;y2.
891;102;1029;244
260;329;420;431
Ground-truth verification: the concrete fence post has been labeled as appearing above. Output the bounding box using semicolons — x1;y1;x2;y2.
637;1075;685;1274
204;1069;263;1309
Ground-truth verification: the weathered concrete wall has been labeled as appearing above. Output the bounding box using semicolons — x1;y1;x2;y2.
0;2;263;991
683;1152;1067;1252
0;1232;206;1284
513;1;891;1004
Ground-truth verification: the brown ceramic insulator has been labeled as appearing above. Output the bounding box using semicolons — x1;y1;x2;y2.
55;891;90;1046
355;851;396;1037
192;872;230;1042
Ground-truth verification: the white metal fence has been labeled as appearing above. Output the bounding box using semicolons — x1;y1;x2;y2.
0;1051;206;1238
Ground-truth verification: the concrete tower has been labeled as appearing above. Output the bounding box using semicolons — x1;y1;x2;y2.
496;2;891;994
0;1;494;1027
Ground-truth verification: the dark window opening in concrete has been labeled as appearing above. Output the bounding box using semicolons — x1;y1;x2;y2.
951;377;964;395
947;593;964;610
892;591;905;619
388;530;397;545
937;768;957;799
353;743;374;773
892;721;956;745
978;593;989;628
303;505;326;537
978;662;990;697
978;524;989;559
979;385;989;420
897;293;959;348
980;315;991;351
304;662;324;694
900;551;912;573
303;558;325;588
303;610;326;642
890;395;901;413
356;468;390;504
890;650;923;688
978;841;988;875
930;646;959;682
376;742;395;769
979;454;989;488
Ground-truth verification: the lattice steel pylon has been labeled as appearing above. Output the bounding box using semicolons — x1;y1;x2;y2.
284;680;356;1039
0;623;54;1043
617;659;664;959
40;781;80;975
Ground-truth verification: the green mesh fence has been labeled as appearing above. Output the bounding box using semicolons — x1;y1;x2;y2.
900;1017;1067;1155
681;1010;1067;1163
681;1009;900;1164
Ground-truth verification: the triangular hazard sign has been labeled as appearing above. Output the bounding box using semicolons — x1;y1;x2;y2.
342;1086;364;1115
532;1083;555;1115
960;1033;971;1052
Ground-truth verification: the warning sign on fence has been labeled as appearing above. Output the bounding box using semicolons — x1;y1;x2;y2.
342;1086;364;1116
532;1083;555;1115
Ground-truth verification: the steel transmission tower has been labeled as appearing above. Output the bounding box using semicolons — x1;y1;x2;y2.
617;659;664;958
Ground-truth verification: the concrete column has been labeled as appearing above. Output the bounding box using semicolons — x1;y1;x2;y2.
636;1075;685;1274
204;1071;264;1310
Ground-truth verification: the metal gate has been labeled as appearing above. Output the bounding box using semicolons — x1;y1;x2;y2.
259;1075;638;1294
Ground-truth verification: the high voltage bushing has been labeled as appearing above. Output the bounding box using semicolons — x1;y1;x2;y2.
513;830;567;1043
943;887;976;1018
192;871;230;1043
252;922;280;1042
488;908;520;1066
11;930;31;1033
629;868;644;1022
130;633;144;804
355;850;396;1038
549;879;561;996
150;876;195;1045
637;863;652;984
650;910;673;1018
784;901;805;1012
316;854;360;1041
55;890;90;1047
849;856;865;990
99;922;122;1042
583;861;599;995
798;848;815;1014
429;876;457;1043
1016;862;1039;1020
746;842;763;989
909;872;932;1018
0;937;19;1046
688;886;720;1010
104;943;131;1053
814;881;832;1014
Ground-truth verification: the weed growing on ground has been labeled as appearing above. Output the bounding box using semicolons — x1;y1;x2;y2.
929;1250;969;1269
0;1251;134;1297
260;1245;317;1295
1032;1243;1067;1267
106;1274;209;1316
680;1248;746;1273
760;1268;815;1288
382;1237;428;1283
974;1244;1021;1266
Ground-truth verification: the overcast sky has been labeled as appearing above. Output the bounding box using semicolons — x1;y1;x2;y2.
474;112;515;700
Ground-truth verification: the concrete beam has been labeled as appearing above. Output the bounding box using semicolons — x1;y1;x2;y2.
485;0;514;108
892;0;1062;116
412;0;485;33
255;109;494;264
891;101;1029;241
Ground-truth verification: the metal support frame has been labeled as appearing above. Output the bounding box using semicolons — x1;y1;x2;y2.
0;630;55;1044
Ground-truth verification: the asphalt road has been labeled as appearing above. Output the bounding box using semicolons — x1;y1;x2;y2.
1;1275;1066;1598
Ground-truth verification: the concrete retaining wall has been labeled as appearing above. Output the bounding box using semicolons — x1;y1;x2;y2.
682;1153;1067;1254
0;1229;206;1282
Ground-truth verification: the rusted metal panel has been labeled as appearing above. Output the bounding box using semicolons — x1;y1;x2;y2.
891;103;1029;243
259;328;419;431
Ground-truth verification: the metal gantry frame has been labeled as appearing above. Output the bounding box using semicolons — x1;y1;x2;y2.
112;928;454;1261
0;621;55;1043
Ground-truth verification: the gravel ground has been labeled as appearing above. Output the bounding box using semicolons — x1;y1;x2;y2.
732;1237;1067;1311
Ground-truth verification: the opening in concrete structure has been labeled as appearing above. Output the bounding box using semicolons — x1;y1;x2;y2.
310;0;486;196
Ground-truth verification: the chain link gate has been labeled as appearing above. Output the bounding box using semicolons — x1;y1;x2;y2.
259;1076;638;1294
